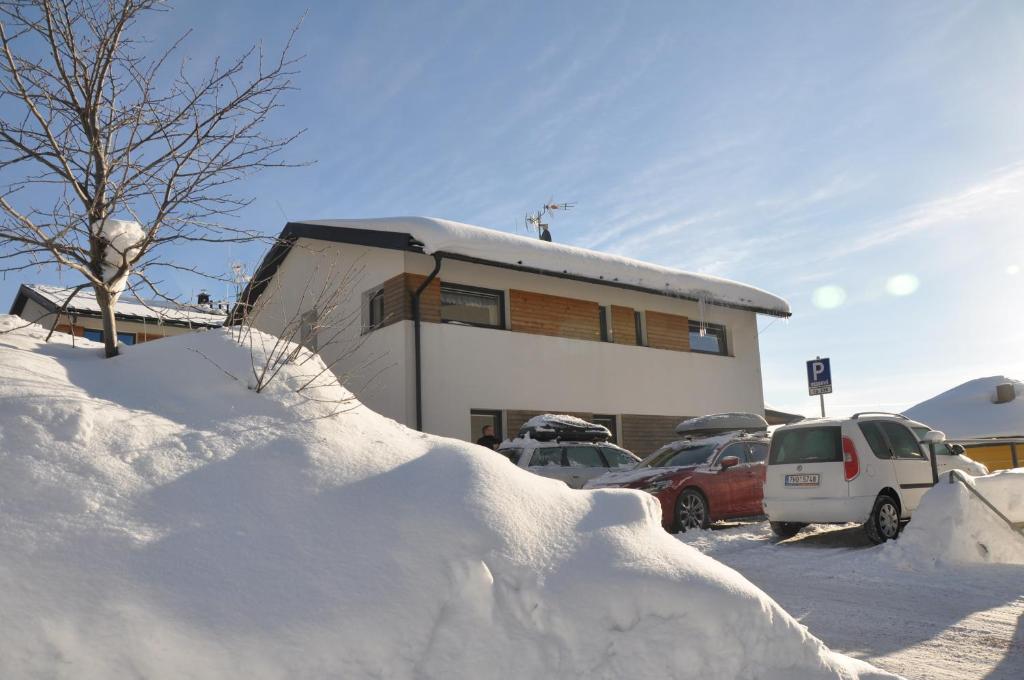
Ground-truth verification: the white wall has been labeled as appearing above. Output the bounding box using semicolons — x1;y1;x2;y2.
419;320;764;441
247;240;769;439
247;239;413;425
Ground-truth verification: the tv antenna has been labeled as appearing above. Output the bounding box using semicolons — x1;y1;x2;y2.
525;199;575;242
229;261;251;302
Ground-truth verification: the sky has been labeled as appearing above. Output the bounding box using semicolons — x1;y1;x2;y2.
3;0;1023;417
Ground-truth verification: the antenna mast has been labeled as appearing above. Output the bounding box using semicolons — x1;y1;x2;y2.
525;199;575;242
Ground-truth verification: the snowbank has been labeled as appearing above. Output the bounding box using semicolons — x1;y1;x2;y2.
0;316;889;679
302;217;791;316
903;376;1024;438
887;470;1024;566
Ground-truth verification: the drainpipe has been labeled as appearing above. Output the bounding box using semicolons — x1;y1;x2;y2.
413;254;443;431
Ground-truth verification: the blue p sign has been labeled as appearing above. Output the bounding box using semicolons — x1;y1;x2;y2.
807;358;832;396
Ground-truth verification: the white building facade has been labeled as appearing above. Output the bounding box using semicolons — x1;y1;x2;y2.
236;218;791;454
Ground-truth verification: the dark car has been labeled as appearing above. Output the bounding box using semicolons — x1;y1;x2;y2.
585;431;769;532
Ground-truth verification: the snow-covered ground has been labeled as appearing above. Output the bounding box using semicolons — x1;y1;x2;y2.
679;520;1024;679
0;316;889;679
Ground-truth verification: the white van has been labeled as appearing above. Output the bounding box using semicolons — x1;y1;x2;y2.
763;413;947;543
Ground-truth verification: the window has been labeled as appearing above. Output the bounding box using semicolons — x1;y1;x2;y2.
689;321;728;355
633;310;645;346
598;306;610;342
565;445;605;468
769;427;842;464
879;422;924;459
749;443;768;463
367;288;385;331
718;443;750;464
470;409;503;443
640;442;717;468
601;446;639;468
858;422;892;459
300;309;318;352
498;448;523;464
440;283;504;329
82;329;135;345
591;414;618;443
529;447;563;467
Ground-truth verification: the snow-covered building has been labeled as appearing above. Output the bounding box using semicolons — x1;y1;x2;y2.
233;217;791;454
904;376;1024;471
10;283;227;345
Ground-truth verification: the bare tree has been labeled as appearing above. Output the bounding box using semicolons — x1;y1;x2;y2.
0;0;303;357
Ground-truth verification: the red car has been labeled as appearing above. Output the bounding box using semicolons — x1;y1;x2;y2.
584;433;769;532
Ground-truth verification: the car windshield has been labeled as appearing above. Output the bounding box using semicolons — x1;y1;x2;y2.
639;443;717;468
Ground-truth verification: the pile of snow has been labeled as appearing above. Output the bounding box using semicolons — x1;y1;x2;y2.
888;470;1024;566
903;376;1024;438
91;218;146;297
0;316;891;679
302;217;791;316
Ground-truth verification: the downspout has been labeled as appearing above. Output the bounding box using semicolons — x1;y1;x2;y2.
412;254;443;431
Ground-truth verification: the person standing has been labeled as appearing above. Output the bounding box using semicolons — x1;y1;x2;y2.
476;425;500;450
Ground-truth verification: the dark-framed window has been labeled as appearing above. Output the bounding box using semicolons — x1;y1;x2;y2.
633;310;645;346
441;283;505;329
367;288;385;331
688;321;728;355
470;409;503;443
82;328;136;345
592;414;618;443
598;306;610;342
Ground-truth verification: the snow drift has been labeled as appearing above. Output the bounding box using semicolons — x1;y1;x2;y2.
888;470;1024;566
0;316;890;679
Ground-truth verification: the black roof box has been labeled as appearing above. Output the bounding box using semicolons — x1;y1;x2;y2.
517;414;611;442
675;412;768;437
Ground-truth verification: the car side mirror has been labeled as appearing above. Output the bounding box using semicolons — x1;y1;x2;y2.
922;430;946;443
950;443;965;455
719;456;740;470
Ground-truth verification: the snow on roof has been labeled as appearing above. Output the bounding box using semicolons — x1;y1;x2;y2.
23;284;227;327
301;217;791;316
903;376;1024;439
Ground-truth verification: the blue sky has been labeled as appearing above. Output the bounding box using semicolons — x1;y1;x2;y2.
4;0;1023;416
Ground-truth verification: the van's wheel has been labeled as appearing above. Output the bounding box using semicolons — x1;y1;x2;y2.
675;489;709;533
864;494;901;544
770;521;806;539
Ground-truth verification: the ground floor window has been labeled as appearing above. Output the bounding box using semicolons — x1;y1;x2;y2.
592;414;618;443
688;321;727;355
82;328;136;345
471;409;503;447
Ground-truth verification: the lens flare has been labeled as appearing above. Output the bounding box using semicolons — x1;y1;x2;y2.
885;274;919;296
812;285;847;309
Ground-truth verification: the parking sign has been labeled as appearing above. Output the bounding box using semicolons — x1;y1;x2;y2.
807;358;832;396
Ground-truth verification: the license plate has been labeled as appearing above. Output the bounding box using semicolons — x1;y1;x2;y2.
785;473;820;487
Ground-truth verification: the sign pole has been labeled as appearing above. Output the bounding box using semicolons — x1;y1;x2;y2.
819;393;825;418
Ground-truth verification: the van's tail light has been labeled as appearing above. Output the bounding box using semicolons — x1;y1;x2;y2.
842;436;860;481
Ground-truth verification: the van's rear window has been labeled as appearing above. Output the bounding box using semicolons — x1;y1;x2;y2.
769;427;842;464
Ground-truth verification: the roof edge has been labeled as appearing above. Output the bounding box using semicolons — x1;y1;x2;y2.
232;222;793;320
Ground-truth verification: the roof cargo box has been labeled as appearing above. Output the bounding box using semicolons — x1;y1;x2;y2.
675;412;768;437
517;414;611;442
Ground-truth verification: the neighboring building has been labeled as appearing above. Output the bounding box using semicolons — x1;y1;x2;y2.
903;376;1024;471
10;283;227;345
233;217;791;454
